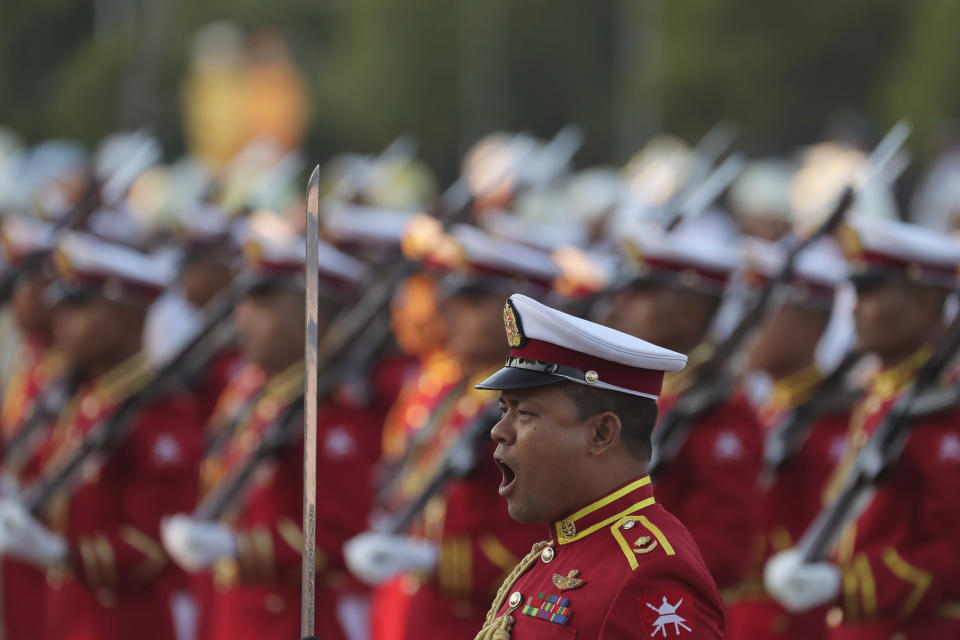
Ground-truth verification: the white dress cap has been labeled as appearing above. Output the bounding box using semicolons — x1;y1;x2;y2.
477;293;687;399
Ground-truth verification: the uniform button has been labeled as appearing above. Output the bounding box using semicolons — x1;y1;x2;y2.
508;591;523;608
622;520;636;530
541;546;555;563
825;607;843;628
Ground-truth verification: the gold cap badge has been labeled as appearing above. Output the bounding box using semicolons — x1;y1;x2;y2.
503;299;526;348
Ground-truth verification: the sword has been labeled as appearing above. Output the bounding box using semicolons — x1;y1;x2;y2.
301;165;321;640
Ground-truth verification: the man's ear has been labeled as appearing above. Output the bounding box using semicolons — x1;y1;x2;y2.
586;411;622;457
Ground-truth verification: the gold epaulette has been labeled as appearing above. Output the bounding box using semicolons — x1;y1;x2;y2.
609;513;676;570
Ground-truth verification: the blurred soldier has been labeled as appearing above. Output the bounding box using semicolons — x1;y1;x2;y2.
0;232;203;640
0;218;62;445
765;217;960;638
153;204;242;422
607;223;764;595
727;239;852;640
379;272;452;461
0;217;65;640
345;226;553;640
474;293;725;639
161;220;380;640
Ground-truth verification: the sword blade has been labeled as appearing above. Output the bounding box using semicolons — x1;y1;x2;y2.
301;165;321;639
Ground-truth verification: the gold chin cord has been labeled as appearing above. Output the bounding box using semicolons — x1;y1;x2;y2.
474;540;551;640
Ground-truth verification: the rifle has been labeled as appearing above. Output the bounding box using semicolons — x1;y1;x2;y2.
797;312;960;562
649;191;853;475
761;351;865;482
191;275;404;523
375;403;501;536
193;397;304;521
650;120;912;475
19;133;416;516
0;374;80;470
21;287;238;516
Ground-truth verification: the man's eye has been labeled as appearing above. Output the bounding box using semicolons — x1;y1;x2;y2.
518;410;536;418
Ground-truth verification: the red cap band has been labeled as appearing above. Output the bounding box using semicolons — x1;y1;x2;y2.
511;338;664;397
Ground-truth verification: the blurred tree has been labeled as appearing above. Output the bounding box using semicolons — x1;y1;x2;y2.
2;0;960;172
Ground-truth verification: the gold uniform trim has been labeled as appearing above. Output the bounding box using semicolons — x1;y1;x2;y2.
843;566;860;621
854;554;877;619
77;539;102;588
610;513;675;570
557;497;655;546
554;476;653;545
93;536;117;587
479;535;519;573
439;536;472;596
277;518;304;554
251;527;275;581
881;547;932;618
119;526;168;583
236;532;257;582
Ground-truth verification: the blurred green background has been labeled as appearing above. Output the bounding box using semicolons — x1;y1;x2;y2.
3;0;960;173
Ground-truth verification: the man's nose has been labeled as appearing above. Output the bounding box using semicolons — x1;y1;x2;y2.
490;416;511;445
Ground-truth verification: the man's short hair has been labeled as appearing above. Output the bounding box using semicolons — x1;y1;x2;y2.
557;381;658;461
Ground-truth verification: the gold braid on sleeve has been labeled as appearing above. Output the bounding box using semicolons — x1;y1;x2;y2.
474;540;551;640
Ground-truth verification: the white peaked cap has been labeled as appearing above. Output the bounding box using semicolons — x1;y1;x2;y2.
0;216;56;262
52;231;174;305
743;237;848;286
741;237;847;307
242;212;369;289
480;210;589;252
322;202;417;246
622;222;741;295
450;224;561;288
477;293;687;399
843;215;960;288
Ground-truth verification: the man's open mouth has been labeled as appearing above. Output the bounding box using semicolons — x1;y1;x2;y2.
494;455;517;497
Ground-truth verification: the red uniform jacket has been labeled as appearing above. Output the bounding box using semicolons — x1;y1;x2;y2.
202;360;380;640
0;340;64;640
372;367;543;640
478;476;725;639
654;386;764;593
31;353;203;640
821;351;960;639
728;368;851;640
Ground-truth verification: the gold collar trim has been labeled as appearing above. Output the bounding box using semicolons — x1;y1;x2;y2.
552;476;656;545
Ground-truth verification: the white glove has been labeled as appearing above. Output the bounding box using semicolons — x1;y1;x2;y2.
344;532;438;586
765;549;841;613
0;499;67;566
160;515;237;572
0;473;21;499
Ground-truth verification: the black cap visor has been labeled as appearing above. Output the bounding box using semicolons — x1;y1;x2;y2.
475;365;565;391
44;281;99;307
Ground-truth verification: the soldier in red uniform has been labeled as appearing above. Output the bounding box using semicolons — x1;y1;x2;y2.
473;292;724;639
727;239;852;640
345;226;554;640
144;203;243;423
765;217;960;639
0;217;65;640
607;224;764;595
0;231;204;640
161;219;380;640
